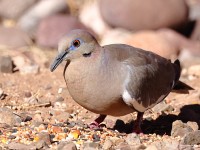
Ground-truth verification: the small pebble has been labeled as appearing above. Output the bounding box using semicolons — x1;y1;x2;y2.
24;91;32;98
8;135;16;139
12;128;18;133
92;134;100;142
63;128;69;133
103;139;113;149
58;88;63;94
67;121;76;128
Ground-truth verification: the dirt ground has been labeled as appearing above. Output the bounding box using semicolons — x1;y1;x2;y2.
0;49;200;149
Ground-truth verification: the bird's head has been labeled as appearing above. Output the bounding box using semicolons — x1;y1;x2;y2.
50;29;98;72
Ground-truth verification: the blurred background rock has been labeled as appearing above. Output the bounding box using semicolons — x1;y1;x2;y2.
0;0;200;73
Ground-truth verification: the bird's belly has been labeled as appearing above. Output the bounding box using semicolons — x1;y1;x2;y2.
66;80;134;116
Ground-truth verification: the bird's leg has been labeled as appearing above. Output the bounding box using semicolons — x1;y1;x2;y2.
133;112;144;134
89;114;107;129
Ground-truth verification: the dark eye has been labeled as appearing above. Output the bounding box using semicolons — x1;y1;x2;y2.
73;39;80;48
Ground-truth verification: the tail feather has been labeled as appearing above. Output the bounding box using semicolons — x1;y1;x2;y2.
172;59;194;94
173;59;181;82
172;81;194;94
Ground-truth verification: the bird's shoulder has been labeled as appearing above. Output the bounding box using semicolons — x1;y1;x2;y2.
102;44;171;67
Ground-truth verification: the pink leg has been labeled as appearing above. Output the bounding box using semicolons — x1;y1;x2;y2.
133;112;144;134
89;114;107;129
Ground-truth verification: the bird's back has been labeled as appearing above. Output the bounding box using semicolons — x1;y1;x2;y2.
103;44;180;112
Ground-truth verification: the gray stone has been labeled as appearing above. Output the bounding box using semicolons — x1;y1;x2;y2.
171;120;194;137
146;139;179;150
125;133;141;145
38;132;51;145
83;142;100;150
0;107;22;126
57;141;77;150
182;130;200;145
7;142;36;150
17;0;68;35
24;97;39;105
32;113;43;123
0;26;31;48
36;14;88;48
99;0;188;30
50;110;70;123
114;143;132;150
0;88;4;99
0;56;13;73
0;0;37;19
187;121;199;131
20;64;40;74
19;112;32;122
35;140;49;150
152;101;174;113
102;139;113;149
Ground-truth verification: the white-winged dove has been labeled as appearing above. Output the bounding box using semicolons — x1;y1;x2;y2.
50;29;193;133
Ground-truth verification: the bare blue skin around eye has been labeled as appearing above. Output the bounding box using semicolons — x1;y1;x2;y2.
69;38;83;51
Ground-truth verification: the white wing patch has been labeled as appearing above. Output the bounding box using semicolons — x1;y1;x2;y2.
122;90;147;112
122;89;167;112
122;64;168;112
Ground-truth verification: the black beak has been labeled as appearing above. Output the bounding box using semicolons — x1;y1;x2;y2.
50;51;68;72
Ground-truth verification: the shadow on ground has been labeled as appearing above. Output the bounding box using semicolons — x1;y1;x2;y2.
112;104;200;135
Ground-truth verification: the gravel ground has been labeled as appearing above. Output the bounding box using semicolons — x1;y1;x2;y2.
0;49;200;150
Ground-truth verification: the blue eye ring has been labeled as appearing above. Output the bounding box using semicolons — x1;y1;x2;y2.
72;39;81;48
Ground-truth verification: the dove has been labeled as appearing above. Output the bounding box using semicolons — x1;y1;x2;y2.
50;29;193;133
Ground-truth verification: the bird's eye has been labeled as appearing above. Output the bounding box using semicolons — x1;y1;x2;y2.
73;39;80;48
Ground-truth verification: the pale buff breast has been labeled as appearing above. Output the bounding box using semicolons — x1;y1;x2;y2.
64;57;135;116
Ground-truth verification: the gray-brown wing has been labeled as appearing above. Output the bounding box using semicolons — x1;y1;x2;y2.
104;44;178;111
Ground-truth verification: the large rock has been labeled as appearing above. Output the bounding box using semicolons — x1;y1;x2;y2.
17;0;68;35
0;0;37;19
7;142;36;150
0;107;22;126
191;20;200;41
57;141;77;150
36;14;88;48
0;56;13;73
182;130;200;145
79;0;111;37
0;26;31;48
146;139;192;150
125;30;179;59
171;120;194;137
99;0;188;30
101;29;178;59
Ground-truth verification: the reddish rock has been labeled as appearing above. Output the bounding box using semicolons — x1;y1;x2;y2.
126;30;179;59
191;20;200;41
101;29;179;59
157;28;200;58
17;0;68;35
99;0;188;30
36;15;89;48
102;28;200;59
0;26;31;48
79;0;111;37
0;0;37;19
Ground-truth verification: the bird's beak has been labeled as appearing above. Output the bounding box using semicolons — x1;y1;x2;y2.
50;50;69;72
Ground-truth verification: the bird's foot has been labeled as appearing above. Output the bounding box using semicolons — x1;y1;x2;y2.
89;121;106;129
89;121;100;129
132;112;144;134
132;125;143;134
89;114;107;129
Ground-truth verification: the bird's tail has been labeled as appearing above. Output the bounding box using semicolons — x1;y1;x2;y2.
173;59;181;82
172;59;194;94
